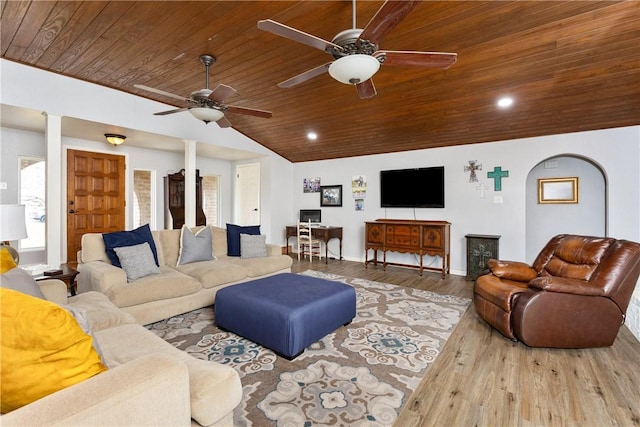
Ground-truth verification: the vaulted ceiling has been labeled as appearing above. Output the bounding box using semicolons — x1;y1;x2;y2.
2;1;639;163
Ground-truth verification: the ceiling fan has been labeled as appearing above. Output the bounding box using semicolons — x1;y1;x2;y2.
257;0;457;99
134;54;272;127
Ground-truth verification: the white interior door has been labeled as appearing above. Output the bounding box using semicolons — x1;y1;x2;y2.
235;163;260;225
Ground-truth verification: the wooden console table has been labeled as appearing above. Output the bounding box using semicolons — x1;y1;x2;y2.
365;219;451;277
285;225;343;264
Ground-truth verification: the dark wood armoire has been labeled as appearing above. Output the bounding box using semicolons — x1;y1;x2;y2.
164;169;206;229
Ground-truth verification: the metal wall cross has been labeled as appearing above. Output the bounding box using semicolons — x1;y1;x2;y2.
464;160;483;182
487;166;509;191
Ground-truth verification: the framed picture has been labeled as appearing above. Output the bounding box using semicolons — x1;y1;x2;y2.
538;177;579;204
320;185;343;207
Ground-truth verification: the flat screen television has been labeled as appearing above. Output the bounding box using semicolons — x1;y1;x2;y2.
380;166;445;208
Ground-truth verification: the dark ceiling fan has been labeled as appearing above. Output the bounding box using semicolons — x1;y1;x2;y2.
134;54;272;127
257;0;457;99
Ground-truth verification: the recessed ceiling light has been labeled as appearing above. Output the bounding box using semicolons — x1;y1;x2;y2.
497;97;514;108
307;132;318;141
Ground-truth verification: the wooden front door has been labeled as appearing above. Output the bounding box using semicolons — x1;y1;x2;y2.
66;149;126;262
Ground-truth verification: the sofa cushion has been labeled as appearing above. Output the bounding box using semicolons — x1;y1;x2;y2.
240;234;268;259
106;266;202;308
220;254;294;278
96;323;242;426
174;260;248;289
226;223;260;256
177;226;214;266
0;247;17;273
68;291;137;331
211;226;228;258
0;267;46;299
1;288;107;413
102;224;159;268
114;242;160;282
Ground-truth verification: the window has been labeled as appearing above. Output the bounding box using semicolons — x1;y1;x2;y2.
133;169;155;229
202;175;219;226
19;157;45;249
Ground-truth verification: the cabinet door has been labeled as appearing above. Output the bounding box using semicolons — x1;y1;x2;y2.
422;226;443;249
366;223;384;244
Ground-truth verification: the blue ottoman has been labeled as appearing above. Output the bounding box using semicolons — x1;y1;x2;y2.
214;273;356;359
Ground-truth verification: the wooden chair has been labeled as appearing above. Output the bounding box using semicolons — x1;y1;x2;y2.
297;220;322;262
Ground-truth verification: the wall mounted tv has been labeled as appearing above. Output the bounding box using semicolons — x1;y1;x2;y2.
380;166;445;208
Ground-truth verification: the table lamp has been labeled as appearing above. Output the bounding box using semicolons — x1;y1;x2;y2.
0;204;28;264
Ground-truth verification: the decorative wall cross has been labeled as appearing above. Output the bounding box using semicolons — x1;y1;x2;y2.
487;166;509;191
464;160;482;182
476;183;487;198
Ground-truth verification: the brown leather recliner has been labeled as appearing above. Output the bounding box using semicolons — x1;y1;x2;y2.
474;234;640;348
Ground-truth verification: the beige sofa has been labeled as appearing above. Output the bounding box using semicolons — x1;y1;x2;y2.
2;278;242;426
78;226;293;325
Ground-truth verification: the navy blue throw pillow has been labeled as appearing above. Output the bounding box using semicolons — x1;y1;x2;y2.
226;223;261;257
102;224;159;267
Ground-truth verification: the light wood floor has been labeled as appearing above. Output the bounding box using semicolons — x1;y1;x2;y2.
290;257;640;427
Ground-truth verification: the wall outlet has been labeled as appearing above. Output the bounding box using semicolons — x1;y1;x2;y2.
493;195;503;204
0;182;7;190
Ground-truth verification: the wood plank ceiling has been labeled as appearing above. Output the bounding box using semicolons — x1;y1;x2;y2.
2;1;639;163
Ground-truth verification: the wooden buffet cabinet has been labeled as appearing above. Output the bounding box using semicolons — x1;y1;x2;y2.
365;219;451;277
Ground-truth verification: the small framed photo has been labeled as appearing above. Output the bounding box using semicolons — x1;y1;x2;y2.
320;185;343;207
538;177;579;204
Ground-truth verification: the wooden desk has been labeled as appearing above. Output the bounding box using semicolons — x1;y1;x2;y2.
285;225;343;264
34;263;79;296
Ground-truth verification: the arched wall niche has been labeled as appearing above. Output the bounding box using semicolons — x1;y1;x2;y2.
525;154;607;262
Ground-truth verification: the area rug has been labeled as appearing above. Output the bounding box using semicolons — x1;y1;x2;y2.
147;271;471;426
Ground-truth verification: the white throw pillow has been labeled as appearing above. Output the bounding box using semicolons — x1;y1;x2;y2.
177;226;215;265
240;234;268;259
113;242;160;282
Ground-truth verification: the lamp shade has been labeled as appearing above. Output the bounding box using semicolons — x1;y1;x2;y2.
0;204;28;241
328;54;381;85
189;107;224;124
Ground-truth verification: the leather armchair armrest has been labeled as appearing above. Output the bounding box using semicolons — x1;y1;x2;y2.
529;276;605;296
487;259;538;282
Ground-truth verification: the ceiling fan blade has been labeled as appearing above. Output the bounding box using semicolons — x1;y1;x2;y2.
216;116;233;128
356;79;377;99
258;19;342;53
153;107;191;116
278;63;331;88
208;84;237;103
358;0;420;46
134;84;188;102
226;105;273;119
376;50;457;68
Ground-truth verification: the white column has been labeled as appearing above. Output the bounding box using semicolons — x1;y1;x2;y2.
43;113;63;265
184;140;197;228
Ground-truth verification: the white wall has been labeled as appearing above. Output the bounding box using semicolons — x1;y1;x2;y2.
526;156;606;260
291;126;640;339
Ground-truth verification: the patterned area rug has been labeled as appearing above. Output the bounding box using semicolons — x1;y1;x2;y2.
147;271;471;426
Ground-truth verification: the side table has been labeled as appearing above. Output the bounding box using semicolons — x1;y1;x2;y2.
465;234;500;281
34;264;79;296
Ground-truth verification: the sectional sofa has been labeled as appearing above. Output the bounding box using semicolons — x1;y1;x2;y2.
77;225;293;325
1;275;241;426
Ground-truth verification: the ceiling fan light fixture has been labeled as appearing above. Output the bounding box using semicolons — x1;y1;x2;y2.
328;54;380;85
104;133;126;146
189;107;224;124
